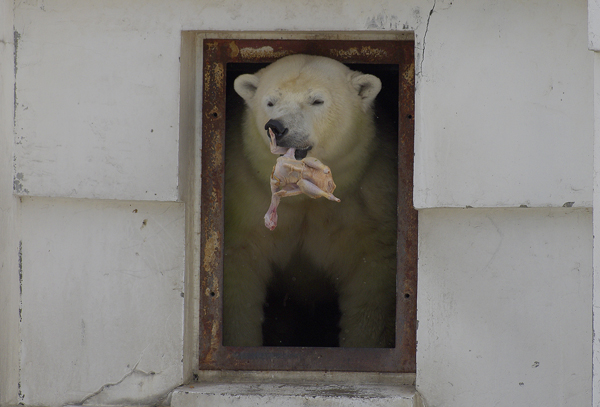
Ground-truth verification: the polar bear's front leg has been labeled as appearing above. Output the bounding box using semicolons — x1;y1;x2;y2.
337;260;396;348
223;246;271;346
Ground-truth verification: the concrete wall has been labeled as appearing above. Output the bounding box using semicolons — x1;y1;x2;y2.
591;6;600;405
415;1;592;208
418;207;592;406
0;0;594;406
0;0;20;404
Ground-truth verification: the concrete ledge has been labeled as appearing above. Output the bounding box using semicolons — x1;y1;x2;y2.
171;372;421;407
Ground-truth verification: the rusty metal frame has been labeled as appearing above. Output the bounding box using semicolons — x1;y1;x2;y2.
199;38;416;372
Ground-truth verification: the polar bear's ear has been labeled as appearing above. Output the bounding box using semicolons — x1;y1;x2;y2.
234;74;260;101
350;73;382;111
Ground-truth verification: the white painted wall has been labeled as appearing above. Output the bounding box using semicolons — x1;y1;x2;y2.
18;198;185;406
0;0;20;404
418;207;592;406
12;3;183;201
415;0;593;208
591;0;600;51
591;12;600;406
0;0;594;406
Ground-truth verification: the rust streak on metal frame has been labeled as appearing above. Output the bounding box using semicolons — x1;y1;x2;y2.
199;40;226;365
396;41;417;372
240;46;292;60
329;46;389;59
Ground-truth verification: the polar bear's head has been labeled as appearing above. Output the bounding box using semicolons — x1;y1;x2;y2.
234;54;381;165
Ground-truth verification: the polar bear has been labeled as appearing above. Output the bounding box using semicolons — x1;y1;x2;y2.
224;54;398;348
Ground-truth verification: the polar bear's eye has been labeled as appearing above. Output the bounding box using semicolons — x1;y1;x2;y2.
265;97;277;107
311;99;324;106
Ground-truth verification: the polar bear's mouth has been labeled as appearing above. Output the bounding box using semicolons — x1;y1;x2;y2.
294;147;312;160
265;126;312;160
272;138;312;159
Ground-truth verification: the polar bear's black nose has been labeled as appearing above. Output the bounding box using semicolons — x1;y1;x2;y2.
265;119;289;141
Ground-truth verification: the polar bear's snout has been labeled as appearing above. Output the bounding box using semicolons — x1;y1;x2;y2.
264;119;288;141
264;118;312;159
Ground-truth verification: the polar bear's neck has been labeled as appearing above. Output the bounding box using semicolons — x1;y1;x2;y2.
316;115;378;191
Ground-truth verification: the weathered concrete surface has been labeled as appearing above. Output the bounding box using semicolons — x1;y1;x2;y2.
18;198;185;406
172;372;421;407
418;207;592;406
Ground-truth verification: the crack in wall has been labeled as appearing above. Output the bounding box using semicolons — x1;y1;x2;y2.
13;29;19;128
418;0;436;77
79;362;141;405
418;0;454;78
78;362;142;405
17;240;24;404
76;361;176;406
